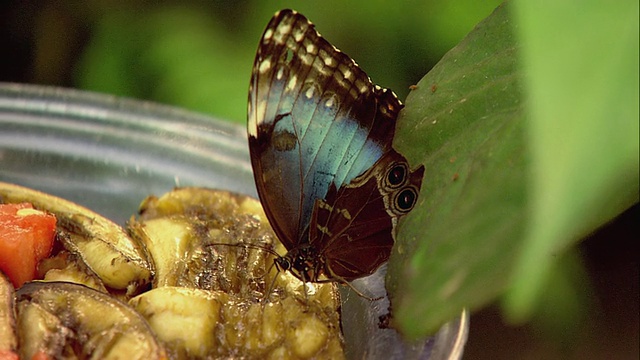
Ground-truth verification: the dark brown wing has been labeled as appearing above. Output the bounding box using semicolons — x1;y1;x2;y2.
309;150;424;280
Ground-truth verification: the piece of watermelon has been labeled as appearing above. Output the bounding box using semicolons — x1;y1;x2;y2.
0;203;57;288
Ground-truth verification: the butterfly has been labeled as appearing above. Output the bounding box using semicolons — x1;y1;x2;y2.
248;9;424;289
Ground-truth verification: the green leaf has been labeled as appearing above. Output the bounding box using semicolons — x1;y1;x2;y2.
389;2;525;338
505;0;639;320
388;0;639;339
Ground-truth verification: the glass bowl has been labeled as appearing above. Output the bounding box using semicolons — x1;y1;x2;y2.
0;82;468;359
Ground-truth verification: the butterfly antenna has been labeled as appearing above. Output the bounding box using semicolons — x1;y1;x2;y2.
208;240;282;281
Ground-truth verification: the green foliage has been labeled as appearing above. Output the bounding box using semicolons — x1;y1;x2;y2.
390;1;638;339
389;2;526;338
506;0;639;321
76;5;252;124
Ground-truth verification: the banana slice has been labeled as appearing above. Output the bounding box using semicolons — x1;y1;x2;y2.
15;282;165;360
0;182;152;293
0;273;17;357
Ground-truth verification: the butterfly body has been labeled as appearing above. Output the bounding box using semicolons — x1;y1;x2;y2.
248;9;424;285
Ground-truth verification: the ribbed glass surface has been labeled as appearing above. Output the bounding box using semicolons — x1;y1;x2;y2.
0;82;253;224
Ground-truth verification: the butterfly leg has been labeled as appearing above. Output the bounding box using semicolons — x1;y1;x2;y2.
315;276;383;301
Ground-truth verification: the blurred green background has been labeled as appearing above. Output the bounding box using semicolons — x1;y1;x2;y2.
0;1;637;359
1;0;503;124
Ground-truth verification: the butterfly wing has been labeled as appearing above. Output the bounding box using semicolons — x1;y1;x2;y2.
309;150;425;280
248;9;401;249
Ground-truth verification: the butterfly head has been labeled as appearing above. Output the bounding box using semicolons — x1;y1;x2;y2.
274;245;324;284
